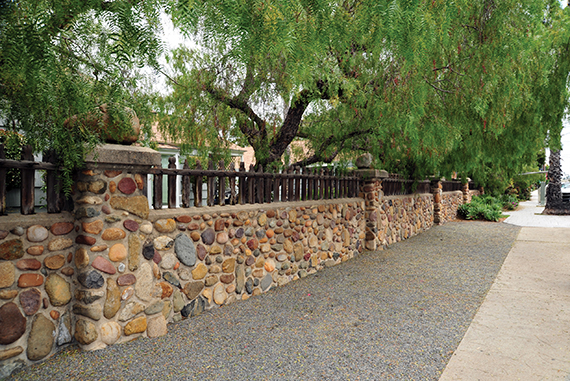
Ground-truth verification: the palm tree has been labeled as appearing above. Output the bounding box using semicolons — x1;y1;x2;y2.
545;150;566;214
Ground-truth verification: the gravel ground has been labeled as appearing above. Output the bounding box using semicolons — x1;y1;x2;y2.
7;221;520;381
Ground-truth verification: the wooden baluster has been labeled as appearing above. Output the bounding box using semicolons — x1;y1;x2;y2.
194;160;203;207
218;160;226;206
319;168;325;199
44;149;62;213
207;160;215;207
238;162;246;204
0;145;6;215
229;165;236;205
286;167;292;201
273;169;281;202
168;156;177;208
20;145;34;215
281;168;287;201
248;164;255;204
294;166;301;201
182;159;190;208
257;165;264;203
324;168;330;199
153;166;163;210
300;167;306;201
265;169;272;203
306;168;313;200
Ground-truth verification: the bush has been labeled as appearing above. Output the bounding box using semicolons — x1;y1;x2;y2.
458;195;504;222
499;194;519;210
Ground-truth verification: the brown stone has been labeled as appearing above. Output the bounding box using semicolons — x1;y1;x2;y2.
192;263;208;280
222;258;236;273
123;219;139;232
214;219;225;231
155;219;176;233
196;244;207;260
75;319;98;345
27;314;55;361
104;278;121;319
176;215;192;223
109;181;117;193
50;310;60;320
158;282;173;299
76;235;97;245
102;228;126;241
104;170;122;178
90;244;108;252
128;234;141;272
124;316;147;336
45;274;71;306
0;239;24;260
110;196;150;219
118;177;137;194
183;282;204;300
75;248;90;268
188;223;200;231
190;231;201;241
147;315;167;338
205;275;218;287
102;205;111;214
0;290;18;300
0;231;7;240
108;243;127;262
0;262;15;289
246;238;259;250
134;174;144;190
92;255;116;274
19;288;41;315
26;245;44;256
220;274;234;284
0;302;26;344
18;273;44;288
0;346;23;361
61;267;74;276
16;259;41;271
82;220;104;234
117;274;136;286
45;222;69;236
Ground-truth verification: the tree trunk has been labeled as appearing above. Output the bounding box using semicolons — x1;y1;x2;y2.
544;149;569;214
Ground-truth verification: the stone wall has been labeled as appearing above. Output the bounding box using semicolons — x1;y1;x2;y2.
378;194;434;246
439;191;464;223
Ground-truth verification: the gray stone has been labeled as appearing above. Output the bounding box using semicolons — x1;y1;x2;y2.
75;289;105;304
180;296;206;318
75;207;100;219
27;225;48;242
261;274;273;291
143;243;155;260
11;227;24;236
74;319;98;345
324;259;336;268
355;152;373;169
245;278;254;294
0;361;25;379
27;314;55;361
245;227;254;237
175;233;196;267
78;271;104;289
173;289;185;313
56;312;72;346
201;229;215;245
119;301;145;321
299;269;308;278
145;301;165;315
163;271;181;288
73;303;103;321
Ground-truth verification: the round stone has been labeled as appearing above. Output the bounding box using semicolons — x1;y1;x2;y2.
75;319;98;345
27;314;55;361
154;236;174;251
264;259;276;272
117;274;136;286
123;219;139;232
109;243;127;262
27;225;48;242
16;259;41;271
102;228;126;241
0;262;15;288
140;222;153;234
18;273;44;288
213;284;227;305
155;219;176;233
0;239;24;260
124;316;147;336
45;274;71;306
183;282;204;300
82;220;103;235
174;233;196;267
196;244;207;261
75;235;96;245
161;253;177;270
26;245;44;256
176;215;192;223
44;254;65;270
19;288;41;315
118;177;137;194
0;303;26;344
78;271;104;289
101;321;121;345
201;229;215;245
192;263;208;280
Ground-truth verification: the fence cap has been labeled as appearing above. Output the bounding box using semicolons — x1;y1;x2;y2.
85;144;161;170
355;168;388;180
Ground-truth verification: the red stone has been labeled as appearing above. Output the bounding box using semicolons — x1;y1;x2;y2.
91;256;116;275
16;259;41;271
196;244;207;261
176;215;192;223
187;223;200;231
102;205;111;214
152;251;162;264
304;253;311;261
19;288;41;315
220;274;234;284
76;235;96;245
117;274;136;286
214;219;225;231
118;177;137;195
104;170;122;178
266;210;276;218
123;219;139;232
246;239;259;250
0;302;26;344
50;222;74;236
18;273;44;288
0;239;23;260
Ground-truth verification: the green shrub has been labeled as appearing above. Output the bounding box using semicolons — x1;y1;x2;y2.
499;194;519;210
458;195;504;222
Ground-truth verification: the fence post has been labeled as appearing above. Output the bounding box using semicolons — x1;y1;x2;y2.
248;164;255;204
194;160;203;207
431;178;443;225
44;149;63;213
0;145;5;215
218;160;226;206
168;156;177;208
182;159;190;208
354;153;387;251
238;162;246;204
461;180;471;204
207;159;215;206
21;145;35;215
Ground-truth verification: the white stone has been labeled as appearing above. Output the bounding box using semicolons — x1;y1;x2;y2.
140;222;153;235
101;321;121;345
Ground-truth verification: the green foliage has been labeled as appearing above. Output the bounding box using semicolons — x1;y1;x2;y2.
0;129;27;191
0;0;165;193
499;194;519;211
458;195;504;222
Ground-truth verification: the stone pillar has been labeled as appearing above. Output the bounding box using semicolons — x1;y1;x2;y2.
356;168;388;251
431;179;443;225
72;144;161;349
461;182;471;204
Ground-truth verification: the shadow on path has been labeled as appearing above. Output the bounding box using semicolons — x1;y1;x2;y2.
8;221;520;381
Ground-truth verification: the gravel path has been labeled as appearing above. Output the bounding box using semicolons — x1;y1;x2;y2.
8;221;520;381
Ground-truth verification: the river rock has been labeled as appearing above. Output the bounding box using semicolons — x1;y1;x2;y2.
180;296;206;318
90;256;115;275
174;233;196;267
104;278;120;319
19;288;41;315
76;235;96;245
135;263;154;302
123;219;139;232
235;265;245;294
196;244;207;261
73;303;102;320
117;274;136;286
140;221;153;234
78;271;104;289
163;272;181;288
27;314;55;361
160;253;177;269
101;321;121;345
108;243;127;262
158;282;174;298
201;229;215;245
0;262;15;288
26;245;44;256
48;237;73;251
191;263;208;280
18;273;44;288
56;312;72;346
173;289;185;312
118;177;137;194
119;301;145;321
44;254;65;270
45;274;72;306
213;284;227;305
145;301;164;315
50;222;74;236
155;219;176;233
128;234;141;272
0;303;26;345
75;248;90;269
124;316;147;336
183;281;204;300
147;315;167;338
27;225;48;242
75;289;104;304
110;196;149;219
75;319;98;345
82;220;103;235
102;228;126;241
154;236;173;251
0;346;23;361
0;239;23;260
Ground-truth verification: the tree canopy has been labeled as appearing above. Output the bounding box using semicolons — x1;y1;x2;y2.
160;0;570;188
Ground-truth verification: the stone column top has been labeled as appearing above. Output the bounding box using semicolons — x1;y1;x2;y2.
84;144;161;171
355;169;389;181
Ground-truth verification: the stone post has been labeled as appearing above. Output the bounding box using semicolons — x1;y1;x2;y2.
431;179;443;225
355;165;388;251
72;144;161;349
461;182;471;204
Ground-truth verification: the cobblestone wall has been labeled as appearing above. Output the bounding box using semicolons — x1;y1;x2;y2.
378;194;434;246
440;191;464;223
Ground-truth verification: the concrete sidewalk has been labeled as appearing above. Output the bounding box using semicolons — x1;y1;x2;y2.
440;193;570;380
503;190;570;228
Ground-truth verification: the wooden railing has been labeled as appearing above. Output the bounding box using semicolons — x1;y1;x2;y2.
147;159;361;209
441;180;463;192
382;178;431;196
